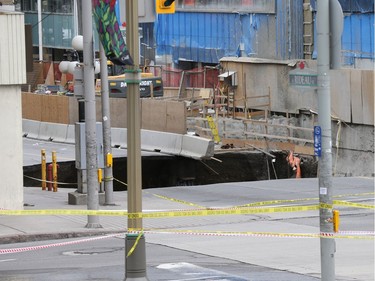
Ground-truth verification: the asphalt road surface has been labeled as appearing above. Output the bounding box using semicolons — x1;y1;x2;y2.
1;177;374;281
0;236;321;281
12;139;375;280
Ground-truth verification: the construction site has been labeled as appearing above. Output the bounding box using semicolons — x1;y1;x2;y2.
12;0;372;189
21;54;374;189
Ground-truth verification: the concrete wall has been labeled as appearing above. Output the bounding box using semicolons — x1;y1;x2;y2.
331;122;374;177
0;11;26;210
0;87;24;209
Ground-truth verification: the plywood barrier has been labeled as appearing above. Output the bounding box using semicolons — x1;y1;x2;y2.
22;93;187;134
41;94;70;124
22;92;42;121
141;99;187;134
361;70;374;125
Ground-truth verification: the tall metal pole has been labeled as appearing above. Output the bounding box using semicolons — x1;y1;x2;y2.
125;0;148;280
317;1;335;280
99;43;114;205
37;0;43;61
73;0;79;36
82;0;101;228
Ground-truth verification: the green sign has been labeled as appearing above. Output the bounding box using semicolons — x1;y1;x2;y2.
289;73;318;87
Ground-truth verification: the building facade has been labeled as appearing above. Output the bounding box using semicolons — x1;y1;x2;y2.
18;0;374;69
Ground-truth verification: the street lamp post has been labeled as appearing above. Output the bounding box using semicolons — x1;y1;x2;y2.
124;0;148;280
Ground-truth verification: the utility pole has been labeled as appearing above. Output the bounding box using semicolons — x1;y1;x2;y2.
124;0;148;280
82;0;101;228
99;43;115;206
317;0;335;280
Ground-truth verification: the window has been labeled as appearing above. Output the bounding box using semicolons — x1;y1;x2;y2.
21;0;37;11
21;0;73;13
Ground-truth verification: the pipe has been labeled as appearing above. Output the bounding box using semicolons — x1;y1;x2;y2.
52;151;58;192
41;149;46;190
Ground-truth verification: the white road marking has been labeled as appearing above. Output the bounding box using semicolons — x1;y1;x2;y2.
157;262;247;280
0;259;16;263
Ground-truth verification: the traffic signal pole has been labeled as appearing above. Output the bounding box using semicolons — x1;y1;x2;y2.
82;0;101;228
99;43;115;206
124;0;148;280
317;1;335;280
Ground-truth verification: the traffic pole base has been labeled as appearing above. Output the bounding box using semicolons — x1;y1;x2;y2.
125;234;149;281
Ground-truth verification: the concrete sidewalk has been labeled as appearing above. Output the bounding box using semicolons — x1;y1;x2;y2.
0;177;374;280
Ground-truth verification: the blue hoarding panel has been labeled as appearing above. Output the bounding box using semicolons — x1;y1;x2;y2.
155;5;304;65
156;12;243;64
342;13;374;62
311;0;374;13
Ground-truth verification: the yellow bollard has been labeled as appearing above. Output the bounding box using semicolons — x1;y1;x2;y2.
97;168;103;183
41;149;46;190
106;153;113;167
333;210;340;233
52;151;58;192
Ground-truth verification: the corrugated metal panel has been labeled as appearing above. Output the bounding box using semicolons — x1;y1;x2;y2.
156;1;304;64
311;12;374;65
156;12;239;64
310;1;374;66
0;13;26;85
342;13;374;64
275;0;304;59
310;0;374;13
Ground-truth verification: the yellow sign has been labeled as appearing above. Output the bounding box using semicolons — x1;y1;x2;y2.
156;0;175;14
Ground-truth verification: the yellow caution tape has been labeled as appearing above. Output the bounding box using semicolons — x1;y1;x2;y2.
128;229;374;240
128;205;320;219
319;203;333;210
1;197;372;219
333;200;375;210
235;192;375;209
113;177;128;186
0;209;128;216
235;197;318;208
0;205;319;218
149;193;206;209
24;175;78;185
334;192;375;198
126;230;144;258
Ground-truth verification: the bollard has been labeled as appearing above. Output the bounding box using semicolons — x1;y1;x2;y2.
106;153;113;167
333;210;340;233
41;149;46;190
97;168;103;183
47;164;53;191
52;151;58;192
98;168;103;193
